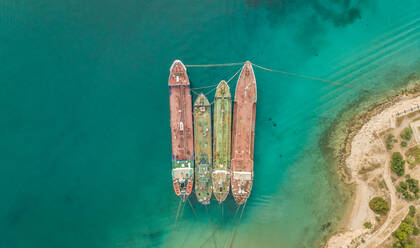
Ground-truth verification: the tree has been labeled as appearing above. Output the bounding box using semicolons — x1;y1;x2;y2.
369;197;389;215
393;229;408;241
391;152;405;176
407;178;419;194
400;222;414;235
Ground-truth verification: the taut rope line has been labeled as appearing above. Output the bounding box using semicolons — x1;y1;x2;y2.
229;201;247;248
184;61;372;92
251;62;371;92
191;65;241;90
185;62;245;67
203;66;242;97
190;66;243;100
174;198;183;227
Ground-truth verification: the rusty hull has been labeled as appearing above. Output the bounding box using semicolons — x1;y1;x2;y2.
231;61;257;205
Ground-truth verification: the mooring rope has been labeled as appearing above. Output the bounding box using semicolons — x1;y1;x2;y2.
221;203;224;218
185;60;372;92
191;66;242;99
226;66;242;84
179;198;187;220
174;198;182;227
192;83;220;90
191;63;243;91
222;204;241;248
251;62;371;92
188;198;198;218
229;201;247;248
185;62;245;68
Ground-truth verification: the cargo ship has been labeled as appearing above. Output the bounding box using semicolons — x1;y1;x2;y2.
212;81;232;203
193;93;212;205
231;61;257;205
168;60;194;201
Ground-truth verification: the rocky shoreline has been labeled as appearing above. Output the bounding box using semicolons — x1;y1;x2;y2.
320;75;420;247
324;75;420;184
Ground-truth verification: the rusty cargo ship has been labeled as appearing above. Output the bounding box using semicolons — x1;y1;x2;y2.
168;60;194;201
231;61;257;205
212;80;232;203
193;94;212;205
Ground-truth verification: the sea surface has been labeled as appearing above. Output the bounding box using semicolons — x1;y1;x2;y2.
0;1;419;247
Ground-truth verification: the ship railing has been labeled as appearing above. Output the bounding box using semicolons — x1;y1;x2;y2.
233;171;252;180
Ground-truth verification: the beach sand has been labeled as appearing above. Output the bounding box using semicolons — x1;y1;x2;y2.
326;88;420;248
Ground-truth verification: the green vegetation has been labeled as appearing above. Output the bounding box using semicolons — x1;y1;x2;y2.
401;141;408;147
406;156;416;168
391;152;405;176
406;146;420;164
369;197;389;216
392;214;419;248
358;163;381;175
400;127;413;141
408;110;420;118
363;221;372;229
409;206;416;217
396;175;419;201
387;134;395;150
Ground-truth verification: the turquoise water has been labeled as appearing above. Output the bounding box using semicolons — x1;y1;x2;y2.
0;1;419;247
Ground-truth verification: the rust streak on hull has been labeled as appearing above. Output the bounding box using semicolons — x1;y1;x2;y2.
231;61;257;205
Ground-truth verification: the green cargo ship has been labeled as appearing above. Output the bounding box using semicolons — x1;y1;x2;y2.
212;80;232;203
193;93;212;205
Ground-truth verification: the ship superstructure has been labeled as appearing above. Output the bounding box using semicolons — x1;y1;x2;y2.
212;81;232;203
168;60;194;201
193;94;212;205
231;61;257;205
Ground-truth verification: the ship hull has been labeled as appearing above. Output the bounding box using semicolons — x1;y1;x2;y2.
193;94;212;205
212;81;232;203
169;60;194;200
231;61;257;205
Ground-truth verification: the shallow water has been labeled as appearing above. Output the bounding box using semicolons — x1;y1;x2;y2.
0;1;419;247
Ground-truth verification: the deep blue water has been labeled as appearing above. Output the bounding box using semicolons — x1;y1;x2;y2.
0;1;419;247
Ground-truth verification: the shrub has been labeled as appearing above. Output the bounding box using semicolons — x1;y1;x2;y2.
369;197;389;215
407;177;419;194
406;146;420;163
401;141;408;147
397;177;419;201
404;216;415;226
359;163;381;175
392;215;418;247
406;155;416;165
393;229;408;241
400;222;414;235
401;127;413;141
391;152;405;176
409;206;416;217
387;134;395;150
363;221;372;229
414;227;419;236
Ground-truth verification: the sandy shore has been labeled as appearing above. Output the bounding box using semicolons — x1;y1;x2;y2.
325;89;420;248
